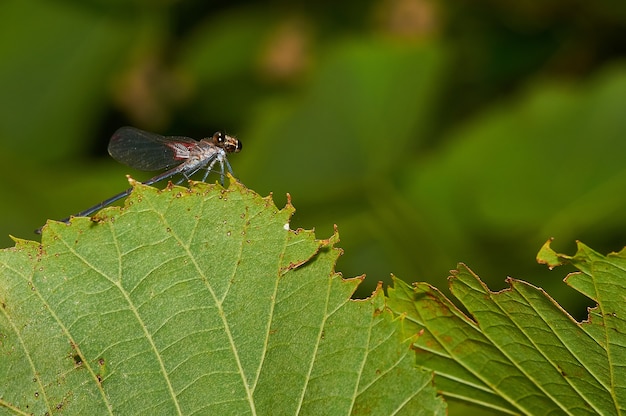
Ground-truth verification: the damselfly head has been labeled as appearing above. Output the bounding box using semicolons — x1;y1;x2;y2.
212;131;242;154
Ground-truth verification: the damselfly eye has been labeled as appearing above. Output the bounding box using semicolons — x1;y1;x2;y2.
212;131;225;145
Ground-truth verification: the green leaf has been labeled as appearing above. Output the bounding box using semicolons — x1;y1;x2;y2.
387;240;626;414
0;181;444;415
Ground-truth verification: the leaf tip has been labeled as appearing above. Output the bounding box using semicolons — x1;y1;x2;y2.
125;174;139;186
536;238;565;270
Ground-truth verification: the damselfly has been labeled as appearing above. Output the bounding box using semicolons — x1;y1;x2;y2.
35;126;242;234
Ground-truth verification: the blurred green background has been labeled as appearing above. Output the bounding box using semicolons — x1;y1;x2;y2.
2;0;626;319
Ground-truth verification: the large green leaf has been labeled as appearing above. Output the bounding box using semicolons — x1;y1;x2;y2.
387;240;626;414
0;181;443;415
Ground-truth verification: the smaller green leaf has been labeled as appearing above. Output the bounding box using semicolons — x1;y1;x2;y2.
538;240;626;407
388;240;626;414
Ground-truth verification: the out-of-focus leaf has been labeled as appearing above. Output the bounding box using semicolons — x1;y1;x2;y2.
407;65;626;245
0;0;134;160
392;65;626;305
240;38;445;197
179;8;271;84
0;180;444;414
387;240;626;414
176;8;276;127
